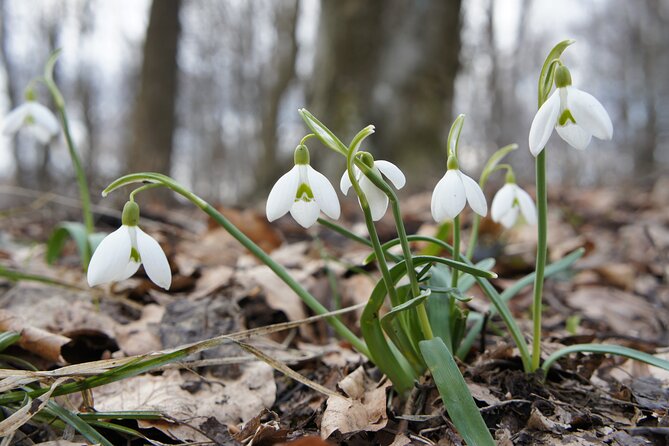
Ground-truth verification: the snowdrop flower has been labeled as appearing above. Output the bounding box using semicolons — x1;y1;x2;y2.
266;144;340;228
87;201;171;290
529;65;612;156
491;181;537;228
431;156;487;222
2;100;59;144
340;152;406;221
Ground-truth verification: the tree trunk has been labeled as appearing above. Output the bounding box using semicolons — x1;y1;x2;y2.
127;0;182;181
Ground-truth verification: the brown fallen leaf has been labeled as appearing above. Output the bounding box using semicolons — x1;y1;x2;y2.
320;366;392;439
0;309;69;363
93;363;276;442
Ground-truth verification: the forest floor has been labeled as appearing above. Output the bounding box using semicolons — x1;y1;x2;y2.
0;176;668;445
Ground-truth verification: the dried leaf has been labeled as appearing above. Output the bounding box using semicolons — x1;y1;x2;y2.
0;310;69;363
321;367;391;439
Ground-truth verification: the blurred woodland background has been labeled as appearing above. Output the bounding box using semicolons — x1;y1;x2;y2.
0;0;667;207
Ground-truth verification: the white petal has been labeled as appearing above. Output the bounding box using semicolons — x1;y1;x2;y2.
460;171;487;217
567;86;613;140
529;90;561;156
499;206;519;228
556;123;592;150
27;102;59;135
266;165;299;221
431;170;466;221
87;226;133;286
2;103;30;136
119;261;141;280
290;199;320;228
307;165;340;220
360;175;389;221
135;226;171;290
340;166;359;195
374;160;406;189
515;186;537;225
491;184;516;223
28;125;53;144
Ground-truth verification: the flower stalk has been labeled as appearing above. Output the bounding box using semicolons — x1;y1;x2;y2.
44;51;94;266
103;172;370;357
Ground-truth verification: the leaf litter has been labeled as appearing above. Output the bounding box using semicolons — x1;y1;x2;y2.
0;178;668;444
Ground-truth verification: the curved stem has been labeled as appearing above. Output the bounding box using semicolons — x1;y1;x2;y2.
531;150;548;371
44;53;94;267
104;173;369;357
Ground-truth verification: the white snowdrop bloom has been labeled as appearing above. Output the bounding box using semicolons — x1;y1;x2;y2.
266;145;340;228
491;183;537;228
340;157;406;221
529;66;612;156
87;201;171;290
431;168;487;222
2;101;59;144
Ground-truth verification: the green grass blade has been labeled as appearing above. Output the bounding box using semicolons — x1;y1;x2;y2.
420;338;495;446
46;400;114;446
0;332;21;352
541;343;669;374
46;221;92;266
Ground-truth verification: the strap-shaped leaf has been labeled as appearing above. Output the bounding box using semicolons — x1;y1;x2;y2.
541;343;669;374
420;338;495;446
46;221;91;265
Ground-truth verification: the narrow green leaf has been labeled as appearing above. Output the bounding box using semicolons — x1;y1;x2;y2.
46;400;114;446
541;344;669;374
420;338;495;446
0;332;21;352
457;248;585;358
46;221;91;266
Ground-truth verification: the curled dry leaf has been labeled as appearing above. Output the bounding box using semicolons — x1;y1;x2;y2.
0;309;69;363
321;366;392;439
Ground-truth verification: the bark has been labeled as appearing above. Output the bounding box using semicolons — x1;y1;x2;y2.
127;0;182;178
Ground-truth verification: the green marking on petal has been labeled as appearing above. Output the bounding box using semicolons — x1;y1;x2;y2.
558;109;576;126
295;183;314;202
130;247;141;263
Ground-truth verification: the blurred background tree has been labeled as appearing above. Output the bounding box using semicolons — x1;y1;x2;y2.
0;0;667;209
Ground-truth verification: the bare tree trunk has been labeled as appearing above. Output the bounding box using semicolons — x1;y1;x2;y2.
127;0;182;183
309;0;462;176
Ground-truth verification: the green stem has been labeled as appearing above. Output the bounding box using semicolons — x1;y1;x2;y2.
465;215;480;260
353;161;433;340
531;150;548;371
103;173;369;357
450;215;461;289
44;53;94;266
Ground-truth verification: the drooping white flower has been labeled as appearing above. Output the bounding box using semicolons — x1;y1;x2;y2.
529;66;612;156
266;145;340;228
431;167;487;222
340;158;406;221
491;183;537;228
2;100;59;144
87;201;171;290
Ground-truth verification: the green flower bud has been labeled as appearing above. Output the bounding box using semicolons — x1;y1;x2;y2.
554;65;572;88
293;144;310;165
122;201;140;226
